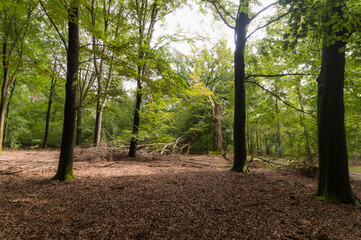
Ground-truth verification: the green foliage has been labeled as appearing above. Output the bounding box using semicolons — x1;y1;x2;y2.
244;28;319;159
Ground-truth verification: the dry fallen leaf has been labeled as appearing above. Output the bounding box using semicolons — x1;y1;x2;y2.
0;148;360;239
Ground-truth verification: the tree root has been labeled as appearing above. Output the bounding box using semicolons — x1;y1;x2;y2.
231;165;249;173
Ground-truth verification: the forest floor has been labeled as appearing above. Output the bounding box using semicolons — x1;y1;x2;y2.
0;148;361;240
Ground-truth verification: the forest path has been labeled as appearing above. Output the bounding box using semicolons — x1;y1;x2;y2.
350;171;361;179
0;148;361;239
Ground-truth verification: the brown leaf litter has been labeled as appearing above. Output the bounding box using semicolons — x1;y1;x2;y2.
0;147;360;240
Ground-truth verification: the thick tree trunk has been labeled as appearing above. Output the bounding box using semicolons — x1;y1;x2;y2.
232;8;249;172
53;2;79;181
43;78;55;149
212;100;223;152
316;40;359;205
129;79;142;157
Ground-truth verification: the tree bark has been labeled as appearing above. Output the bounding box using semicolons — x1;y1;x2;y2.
94;101;102;146
43;78;56;149
232;4;249;172
316;38;359;204
212;100;223;152
128;79;142;157
94;103;103;146
0;42;10;153
275;98;281;151
53;2;79;181
3;80;16;145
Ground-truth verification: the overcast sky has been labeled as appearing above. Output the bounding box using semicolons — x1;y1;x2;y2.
154;0;278;53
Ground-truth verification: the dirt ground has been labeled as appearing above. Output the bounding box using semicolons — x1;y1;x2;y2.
0;148;361;240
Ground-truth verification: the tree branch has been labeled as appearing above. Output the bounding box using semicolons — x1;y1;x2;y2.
206;0;235;29
247;80;315;117
246;11;290;40
38;0;68;51
212;0;236;21
246;73;313;80
249;2;277;22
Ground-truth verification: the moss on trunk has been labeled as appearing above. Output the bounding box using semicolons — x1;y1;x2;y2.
52;169;75;181
231;165;249;173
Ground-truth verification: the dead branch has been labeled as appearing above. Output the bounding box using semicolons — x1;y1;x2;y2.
222;152;232;162
0;170;22;175
158;135;198;155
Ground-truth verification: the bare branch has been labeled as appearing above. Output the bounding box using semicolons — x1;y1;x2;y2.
246;11;290;40
246;73;313;80
211;0;236;21
38;0;68;51
249;2;277;22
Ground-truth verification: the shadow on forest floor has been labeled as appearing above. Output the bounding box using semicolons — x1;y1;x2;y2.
0;148;361;239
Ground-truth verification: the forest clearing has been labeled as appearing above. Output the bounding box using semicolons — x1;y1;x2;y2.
1;148;361;239
1;1;361;239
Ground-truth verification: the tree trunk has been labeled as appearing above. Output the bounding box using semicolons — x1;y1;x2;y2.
128;79;142;158
93;102;103;146
0;42;10;153
212;100;223;152
91;0;107;147
53;2;79;181
255;122;260;153
248;126;254;155
3;80;16;145
299;113;312;160
127;1;159;158
275;98;281;151
94;100;101;146
43;78;56;149
232;6;249;172
316;38;359;204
